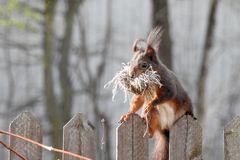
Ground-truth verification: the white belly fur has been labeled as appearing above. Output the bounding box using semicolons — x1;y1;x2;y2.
156;103;175;130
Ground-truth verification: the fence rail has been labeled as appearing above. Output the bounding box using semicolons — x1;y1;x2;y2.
1;111;240;160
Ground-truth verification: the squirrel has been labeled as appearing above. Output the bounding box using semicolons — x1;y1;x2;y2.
119;27;194;160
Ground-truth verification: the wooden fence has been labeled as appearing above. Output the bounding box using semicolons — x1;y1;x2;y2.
2;111;240;160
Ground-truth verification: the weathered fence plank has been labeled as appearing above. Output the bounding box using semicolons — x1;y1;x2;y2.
63;113;96;160
116;114;148;160
169;115;202;160
9;111;240;160
224;116;240;160
9;111;42;160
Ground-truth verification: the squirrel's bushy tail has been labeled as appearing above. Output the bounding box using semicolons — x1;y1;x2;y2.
153;131;169;160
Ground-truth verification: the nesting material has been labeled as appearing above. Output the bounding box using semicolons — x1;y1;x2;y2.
104;63;162;102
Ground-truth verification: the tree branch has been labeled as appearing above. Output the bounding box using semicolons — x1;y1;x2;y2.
196;0;219;122
0;140;26;160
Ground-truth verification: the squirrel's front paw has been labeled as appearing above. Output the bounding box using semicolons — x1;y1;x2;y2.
119;112;133;123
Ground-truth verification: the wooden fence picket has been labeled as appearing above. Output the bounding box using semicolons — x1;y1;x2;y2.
116;114;148;160
169;115;202;160
9;111;42;160
224;116;240;160
63;113;96;160
5;111;240;160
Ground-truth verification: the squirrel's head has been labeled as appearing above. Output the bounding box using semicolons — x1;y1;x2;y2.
104;27;163;98
128;27;163;78
128;39;159;78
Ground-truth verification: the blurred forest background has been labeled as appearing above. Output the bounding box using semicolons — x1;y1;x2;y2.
0;0;239;159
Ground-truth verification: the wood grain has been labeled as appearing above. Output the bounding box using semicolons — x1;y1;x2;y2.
116;114;148;160
169;115;202;160
224;116;240;160
9;111;42;160
63;113;96;160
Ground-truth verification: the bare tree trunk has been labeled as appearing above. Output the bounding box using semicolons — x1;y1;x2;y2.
2;28;14;159
76;0;112;159
151;0;172;69
58;0;82;124
196;0;218;122
93;0;112;158
43;0;62;159
3;29;15;113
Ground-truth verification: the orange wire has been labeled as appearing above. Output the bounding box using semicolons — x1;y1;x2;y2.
0;129;92;160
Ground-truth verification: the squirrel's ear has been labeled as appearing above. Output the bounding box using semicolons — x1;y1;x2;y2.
133;42;139;53
132;39;145;53
145;46;155;56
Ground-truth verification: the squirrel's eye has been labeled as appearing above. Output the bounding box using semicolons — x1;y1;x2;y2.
140;62;149;69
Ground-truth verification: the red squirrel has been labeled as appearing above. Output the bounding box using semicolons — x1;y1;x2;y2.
119;27;194;160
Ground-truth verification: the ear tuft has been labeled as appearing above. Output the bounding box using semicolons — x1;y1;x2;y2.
146;26;163;53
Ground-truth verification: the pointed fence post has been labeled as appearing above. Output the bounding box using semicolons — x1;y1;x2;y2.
224;116;240;160
63;113;96;160
169;115;202;160
116;114;148;160
9;111;42;160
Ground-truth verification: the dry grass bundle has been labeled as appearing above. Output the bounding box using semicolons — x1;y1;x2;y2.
104;63;162;102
